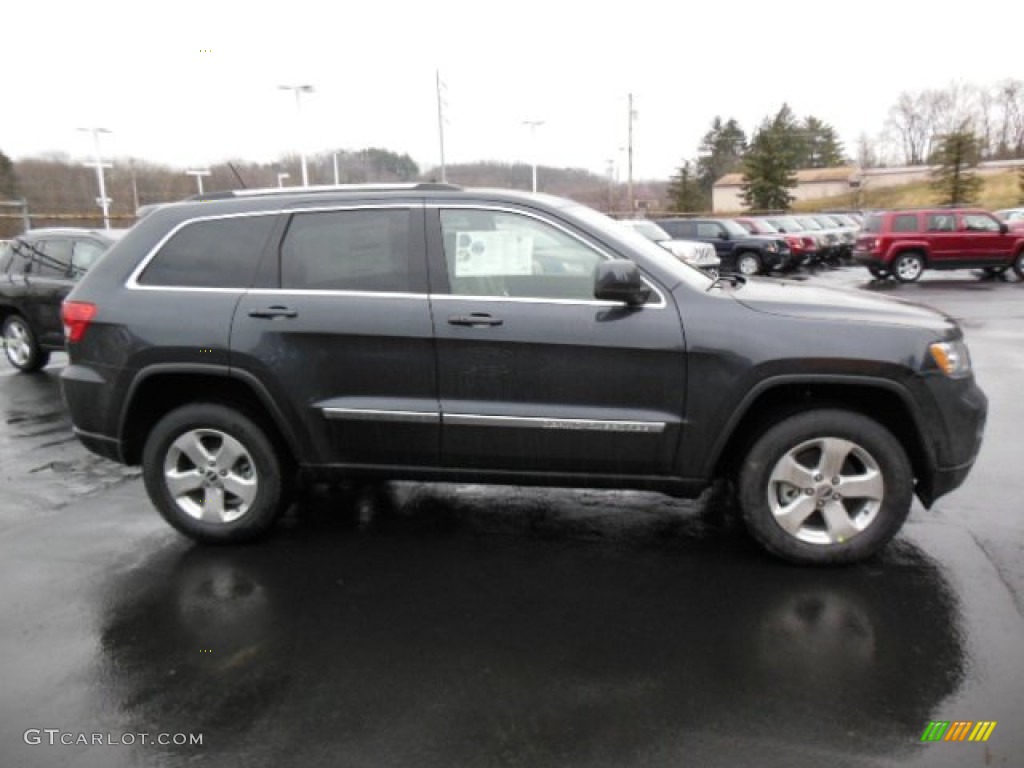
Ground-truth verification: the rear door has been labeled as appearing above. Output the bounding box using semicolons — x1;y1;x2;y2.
922;212;960;266
231;203;439;468
427;204;686;476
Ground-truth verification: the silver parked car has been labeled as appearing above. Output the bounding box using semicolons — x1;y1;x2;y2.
619;219;721;277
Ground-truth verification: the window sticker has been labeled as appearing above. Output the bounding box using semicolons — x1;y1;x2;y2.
453;231;533;276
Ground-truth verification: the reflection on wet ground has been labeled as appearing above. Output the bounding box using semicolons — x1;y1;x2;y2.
0;368;140;512
88;483;966;767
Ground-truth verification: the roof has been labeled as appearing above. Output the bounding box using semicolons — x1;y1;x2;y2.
714;166;859;188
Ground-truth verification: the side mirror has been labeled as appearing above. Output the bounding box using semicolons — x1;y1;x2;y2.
594;260;651;306
718;230;730;240
999;222;1009;235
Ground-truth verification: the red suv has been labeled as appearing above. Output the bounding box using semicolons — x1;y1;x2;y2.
854;208;1024;282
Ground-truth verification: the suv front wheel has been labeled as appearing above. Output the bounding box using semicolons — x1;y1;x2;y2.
3;315;50;372
737;409;913;565
893;252;925;283
142;404;288;543
736;252;762;276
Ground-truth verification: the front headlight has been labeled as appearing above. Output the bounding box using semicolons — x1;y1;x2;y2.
929;340;971;377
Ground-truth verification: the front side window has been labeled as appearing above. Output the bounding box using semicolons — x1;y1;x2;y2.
962;213;1000;232
281;209;412;292
440;209;603;300
139;215;277;288
926;214;955;232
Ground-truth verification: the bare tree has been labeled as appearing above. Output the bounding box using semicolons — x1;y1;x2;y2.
886;91;931;165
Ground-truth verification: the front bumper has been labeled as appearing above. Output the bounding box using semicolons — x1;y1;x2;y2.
852;250;885;269
915;374;988;507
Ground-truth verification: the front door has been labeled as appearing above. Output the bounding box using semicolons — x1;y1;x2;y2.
427;205;686;476
959;212;1011;267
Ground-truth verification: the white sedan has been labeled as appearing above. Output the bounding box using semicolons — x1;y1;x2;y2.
619;219;721;277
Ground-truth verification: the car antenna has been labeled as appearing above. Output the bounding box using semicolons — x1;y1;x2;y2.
227;162;248;189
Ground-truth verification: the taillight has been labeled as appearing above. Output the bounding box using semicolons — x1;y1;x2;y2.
62;301;97;342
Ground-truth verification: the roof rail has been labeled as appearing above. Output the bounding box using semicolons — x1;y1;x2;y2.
186;182;462;202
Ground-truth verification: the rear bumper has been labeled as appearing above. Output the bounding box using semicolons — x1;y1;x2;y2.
852;250;885;269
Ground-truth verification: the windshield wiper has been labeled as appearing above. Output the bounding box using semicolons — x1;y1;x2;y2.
706;273;747;292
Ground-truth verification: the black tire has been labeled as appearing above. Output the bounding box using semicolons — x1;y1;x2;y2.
737;409;913;565
893;251;925;283
2;315;50;372
736;252;762;276
982;266;1007;278
867;267;887;279
142;403;288;543
1013;250;1024;280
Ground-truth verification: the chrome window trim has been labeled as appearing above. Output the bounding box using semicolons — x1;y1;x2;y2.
431;203;667;309
444;413;666;433
323;407;439;424
125;202;667;309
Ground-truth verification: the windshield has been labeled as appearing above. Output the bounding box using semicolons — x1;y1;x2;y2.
768;216;803;232
565;204;713;289
796;217;823;231
624;220;670;241
720;219;749;237
752;219;779;233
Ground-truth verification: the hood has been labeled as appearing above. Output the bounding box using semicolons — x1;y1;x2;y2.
732;279;957;333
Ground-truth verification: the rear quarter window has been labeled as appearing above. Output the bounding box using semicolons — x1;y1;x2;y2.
861;214;884;234
891;214;919;233
138;215;277;288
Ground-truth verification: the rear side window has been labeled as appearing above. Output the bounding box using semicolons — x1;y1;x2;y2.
33;239;73;277
861;215;884;233
891;214;919;233
281;209;411;292
138;215;276;288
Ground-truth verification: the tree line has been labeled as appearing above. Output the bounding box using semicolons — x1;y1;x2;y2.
667;78;1024;212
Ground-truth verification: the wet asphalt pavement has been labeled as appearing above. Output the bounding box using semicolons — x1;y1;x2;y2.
1;267;1022;767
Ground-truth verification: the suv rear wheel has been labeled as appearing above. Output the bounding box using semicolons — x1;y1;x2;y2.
737;409;913;565
893;252;925;283
2;315;50;372
142;404;288;543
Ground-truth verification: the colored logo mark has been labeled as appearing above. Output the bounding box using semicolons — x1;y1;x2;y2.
921;721;997;743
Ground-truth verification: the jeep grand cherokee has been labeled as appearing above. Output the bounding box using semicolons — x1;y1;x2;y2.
60;184;987;564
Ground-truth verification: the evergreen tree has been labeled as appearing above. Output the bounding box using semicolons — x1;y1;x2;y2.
695;117;747;204
0;149;17;198
740;107;800;211
930;130;984;206
666;160;703;212
798;116;846;168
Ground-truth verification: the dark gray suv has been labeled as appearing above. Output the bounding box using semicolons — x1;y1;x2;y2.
60;184;987;564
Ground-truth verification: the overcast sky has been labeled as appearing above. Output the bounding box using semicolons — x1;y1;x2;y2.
5;0;1020;181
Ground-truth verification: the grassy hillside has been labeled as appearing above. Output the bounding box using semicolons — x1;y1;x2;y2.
793;169;1021;212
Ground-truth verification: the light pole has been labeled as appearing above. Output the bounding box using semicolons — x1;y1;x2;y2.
333;152;340;185
278;84;314;187
277;172;290;188
78;127;112;230
523;119;545;193
185;169;211;194
436;70;448;183
627;93;637;213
